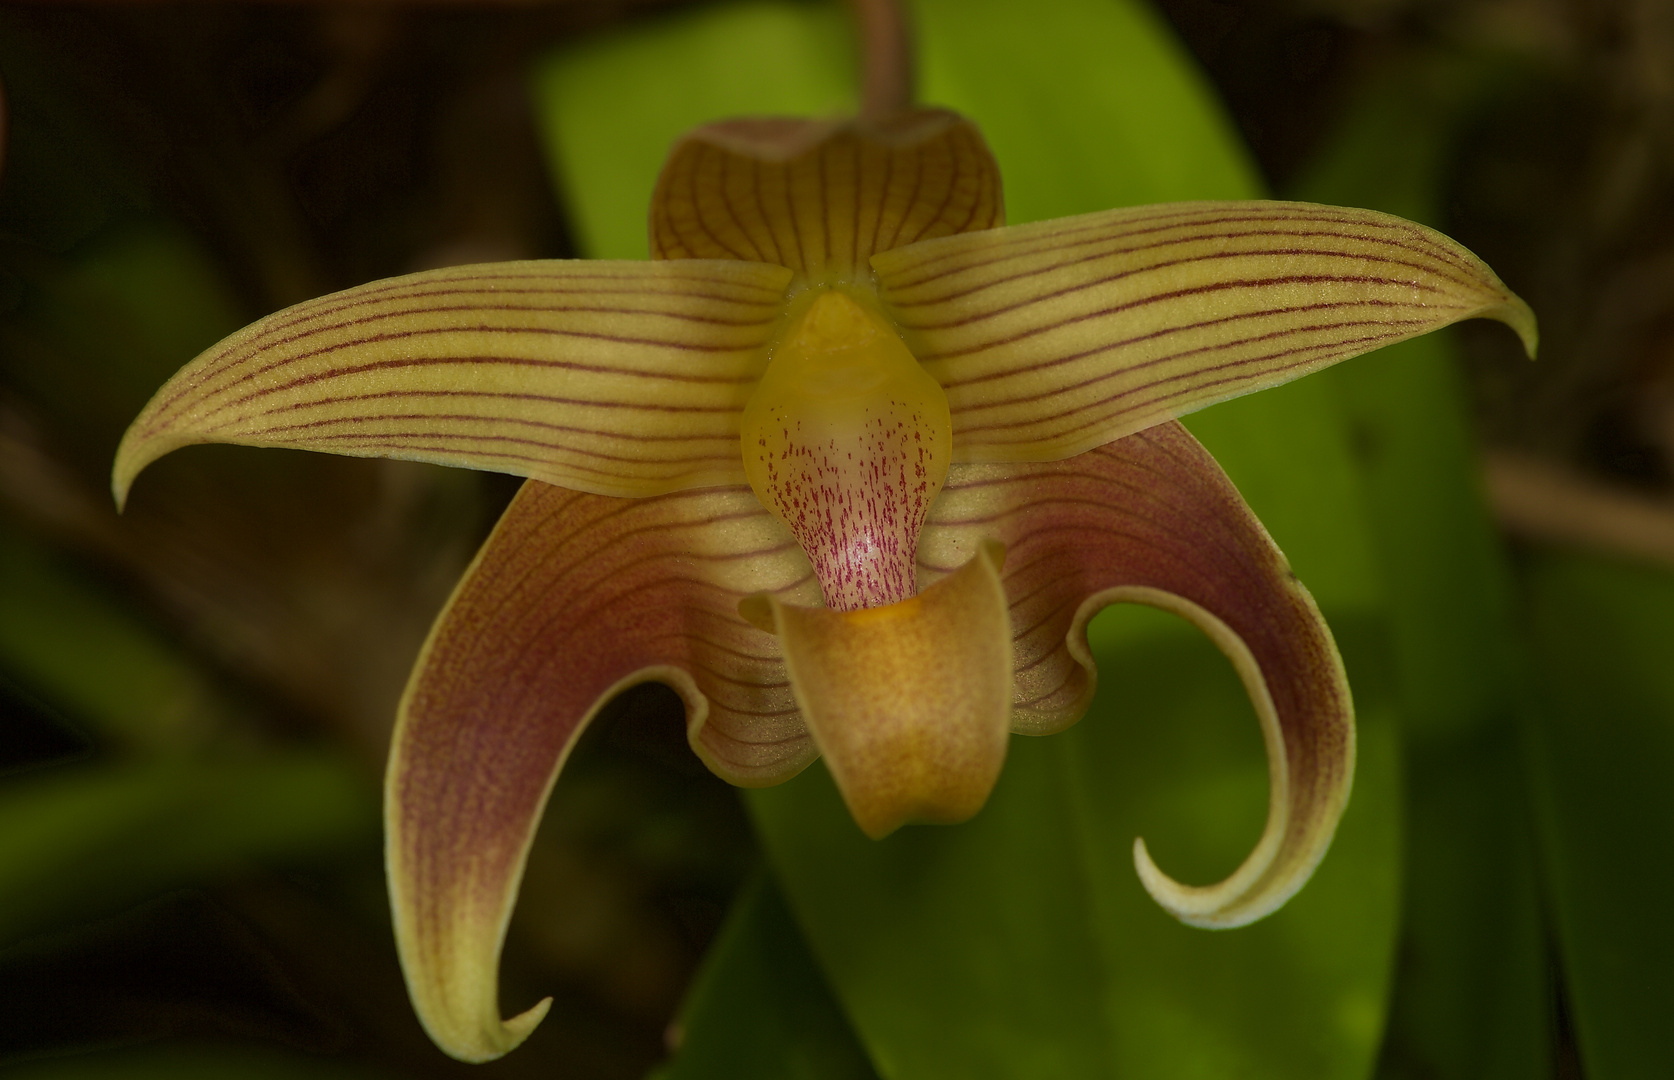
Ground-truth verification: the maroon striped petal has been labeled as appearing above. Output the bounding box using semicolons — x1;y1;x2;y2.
386;478;816;1061
113;259;794;507
917;421;1353;927
873;200;1537;462
650;109;1003;283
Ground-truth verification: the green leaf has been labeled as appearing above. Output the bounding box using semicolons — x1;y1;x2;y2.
1290;58;1551;1080
1522;552;1674;1080
914;0;1261;221
1372;722;1547;1080
0;754;377;945
530;0;857;260
0;524;232;754
1331;332;1550;1080
657;872;878;1080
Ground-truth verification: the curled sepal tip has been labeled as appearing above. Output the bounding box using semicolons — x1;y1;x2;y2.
387;479;815;1060
1109;588;1350;929
742;540;1013;839
919;421;1354;926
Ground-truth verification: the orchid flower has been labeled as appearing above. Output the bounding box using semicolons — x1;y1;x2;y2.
112;108;1534;1062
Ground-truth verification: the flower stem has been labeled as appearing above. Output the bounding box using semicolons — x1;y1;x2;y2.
849;0;913;120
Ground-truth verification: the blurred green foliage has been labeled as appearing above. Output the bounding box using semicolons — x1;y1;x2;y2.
0;526;229;754
1295;59;1552;1080
654;872;876;1080
0;755;374;947
1524;552;1674;1080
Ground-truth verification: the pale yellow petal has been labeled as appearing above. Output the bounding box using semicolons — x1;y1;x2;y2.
874;200;1537;462
114;259;794;507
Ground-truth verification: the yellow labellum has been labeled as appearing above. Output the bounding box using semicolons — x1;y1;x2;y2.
741;541;1013;839
741;288;952;610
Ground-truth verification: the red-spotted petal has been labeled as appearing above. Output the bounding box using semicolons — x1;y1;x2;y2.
917;421;1353;927
113;259;794;507
385;478;816;1061
874;200;1537;462
650;109;1003;282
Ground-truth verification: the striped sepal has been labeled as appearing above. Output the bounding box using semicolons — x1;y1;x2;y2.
874;201;1538;461
387;478;818;1063
113;259;795;506
650;109;1003;281
917;421;1353;928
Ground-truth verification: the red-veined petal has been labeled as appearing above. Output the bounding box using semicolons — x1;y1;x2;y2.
386;478;815;1061
651;109;1003;282
917;421;1353;927
113;259;794;507
874;200;1536;462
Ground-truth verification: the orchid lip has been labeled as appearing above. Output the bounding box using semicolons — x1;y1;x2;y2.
742;540;1014;838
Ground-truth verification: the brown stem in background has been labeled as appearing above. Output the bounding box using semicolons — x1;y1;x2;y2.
849;0;913;120
1484;451;1674;568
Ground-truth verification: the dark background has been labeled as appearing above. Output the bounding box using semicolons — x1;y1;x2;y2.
2;1;1665;1075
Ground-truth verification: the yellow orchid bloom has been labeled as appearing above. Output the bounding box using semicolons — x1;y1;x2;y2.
112;108;1535;1063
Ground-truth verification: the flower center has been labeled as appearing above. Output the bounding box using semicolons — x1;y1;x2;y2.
742;288;952;611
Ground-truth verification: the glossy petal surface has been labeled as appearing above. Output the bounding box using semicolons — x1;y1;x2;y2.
386;478;815;1061
651;108;1003;281
873;200;1537;462
920;421;1354;926
114;259;794;506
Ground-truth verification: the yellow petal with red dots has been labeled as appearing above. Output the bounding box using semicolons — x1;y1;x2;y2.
741;288;952;610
